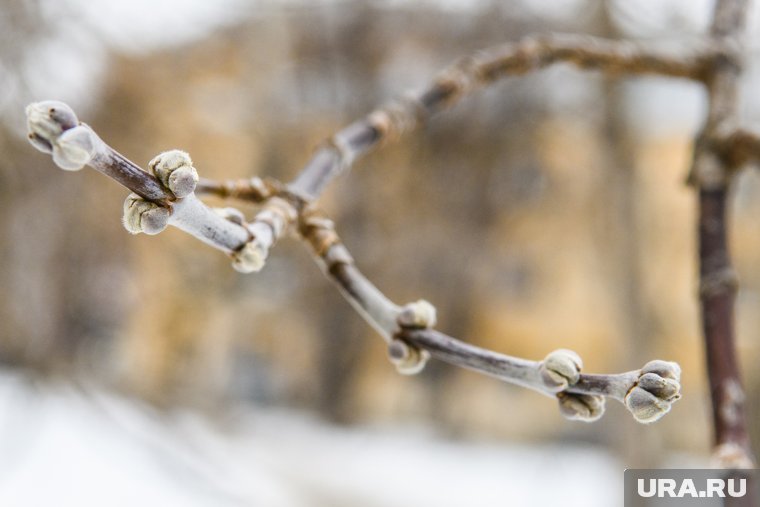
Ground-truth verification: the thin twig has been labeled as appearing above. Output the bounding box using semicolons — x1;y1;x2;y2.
195;176;282;203
230;33;717;269
298;207;681;423
26;101;251;255
289;34;715;201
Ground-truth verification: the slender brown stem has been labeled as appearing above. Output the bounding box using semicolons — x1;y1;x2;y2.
195;176;281;203
699;187;749;451
287;33;714;201
227;33;718;273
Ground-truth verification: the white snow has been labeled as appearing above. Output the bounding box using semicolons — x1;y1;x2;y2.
0;371;622;507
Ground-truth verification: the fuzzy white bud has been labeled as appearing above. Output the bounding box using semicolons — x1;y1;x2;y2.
397;300;437;329
388;339;430;375
557;392;605;422
149;150;198;198
26;101;96;171
26;101;78;140
52;126;96;171
625;360;681;423
122;193;171;235
231;240;267;273
540;349;582;391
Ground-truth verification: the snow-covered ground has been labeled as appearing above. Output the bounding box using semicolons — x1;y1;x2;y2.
0;371;622;506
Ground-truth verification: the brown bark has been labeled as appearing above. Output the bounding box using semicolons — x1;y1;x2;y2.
693;0;756;470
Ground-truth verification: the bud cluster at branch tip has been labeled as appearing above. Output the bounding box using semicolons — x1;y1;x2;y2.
26;101;97;171
625;360;681;423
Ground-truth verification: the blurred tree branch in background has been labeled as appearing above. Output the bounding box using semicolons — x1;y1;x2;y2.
692;0;755;476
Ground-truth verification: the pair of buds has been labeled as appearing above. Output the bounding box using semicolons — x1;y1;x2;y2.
388;300;437;375
123;151;199;235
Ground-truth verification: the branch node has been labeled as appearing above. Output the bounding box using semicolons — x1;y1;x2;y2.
425;56;479;109
324;244;354;266
699;266;738;298
389;300;437;375
713;36;744;71
326;134;357;173
373;94;426;142
248;176;278;200
233;197;298;272
300;212;340;257
690;149;730;189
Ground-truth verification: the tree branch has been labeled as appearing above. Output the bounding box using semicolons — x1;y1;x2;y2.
287;33;714;202
691;0;757;470
26;101;254;257
205;33;717;269
195;176;281;203
25;32;700;427
298;207;681;424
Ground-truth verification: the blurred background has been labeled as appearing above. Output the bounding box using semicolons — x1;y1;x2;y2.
1;0;760;505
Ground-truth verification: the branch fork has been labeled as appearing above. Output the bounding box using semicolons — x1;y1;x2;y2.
231;197;298;273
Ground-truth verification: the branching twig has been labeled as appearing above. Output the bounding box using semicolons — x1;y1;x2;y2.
25;28;712;428
288;34;715;201
24;99;684;424
206;33;718;269
298;207;681;423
